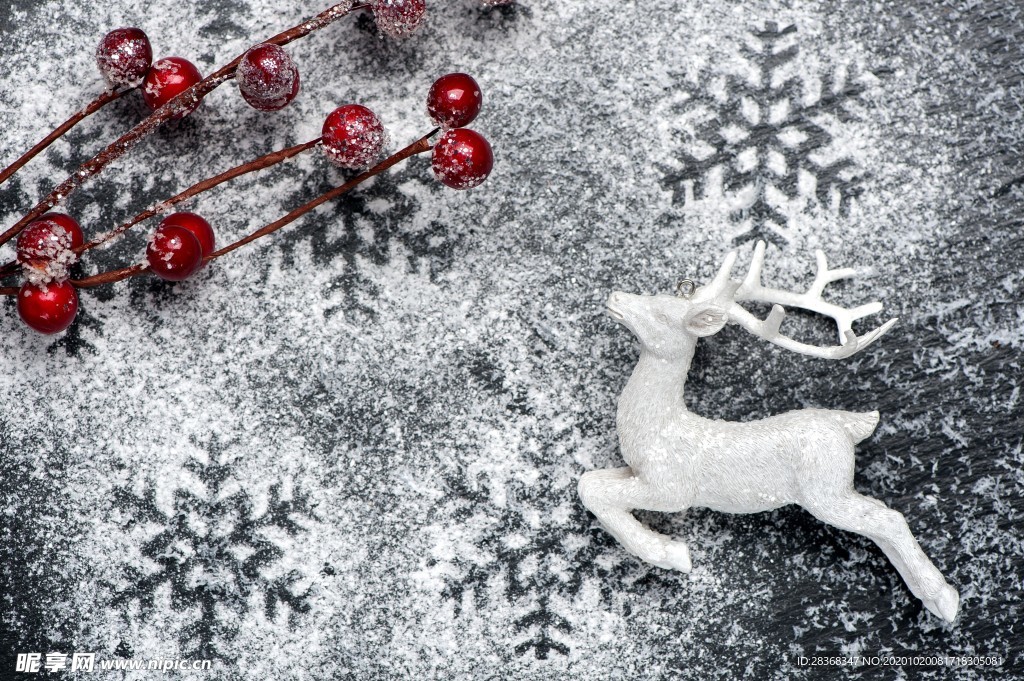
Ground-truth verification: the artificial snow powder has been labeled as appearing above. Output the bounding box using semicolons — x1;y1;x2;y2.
0;1;1021;679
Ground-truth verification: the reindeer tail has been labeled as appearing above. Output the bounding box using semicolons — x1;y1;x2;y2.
833;410;880;444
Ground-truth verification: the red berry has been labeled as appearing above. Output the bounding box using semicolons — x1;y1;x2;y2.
237;44;300;112
322;105;387;169
427;73;482;129
142;57;204;118
17;281;79;334
370;0;426;38
16;215;82;283
96;27;153;88
432;128;493;190
158;213;214;266
147;224;203;281
38;213;84;250
17;218;78;267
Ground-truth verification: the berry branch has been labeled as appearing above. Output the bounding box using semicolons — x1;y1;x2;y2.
0;25;155;189
3;0;502;335
0;1;368;247
71;265;147;290
9;72;492;333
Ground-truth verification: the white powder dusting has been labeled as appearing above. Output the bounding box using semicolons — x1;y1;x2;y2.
0;0;1021;678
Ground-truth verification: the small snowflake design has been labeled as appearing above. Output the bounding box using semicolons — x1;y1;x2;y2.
660;22;876;247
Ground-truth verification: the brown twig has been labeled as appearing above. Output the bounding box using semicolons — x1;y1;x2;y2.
0;88;131;188
0;1;369;248
210;130;437;259
73;264;148;289
0;261;149;294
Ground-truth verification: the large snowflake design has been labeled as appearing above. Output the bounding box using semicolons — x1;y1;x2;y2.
429;470;603;658
420;355;637;660
660;22;872;247
111;455;317;661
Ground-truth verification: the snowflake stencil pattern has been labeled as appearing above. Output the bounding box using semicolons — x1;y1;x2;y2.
434;504;576;658
111;456;316;661
429;478;600;658
660;22;871;247
418;353;636;661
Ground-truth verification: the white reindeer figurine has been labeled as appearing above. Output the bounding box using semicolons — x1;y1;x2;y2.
579;241;959;622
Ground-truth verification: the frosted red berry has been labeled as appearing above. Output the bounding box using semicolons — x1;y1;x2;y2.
96;27;153;88
17;281;79;334
38;213;84;250
142;57;204;118
432;128;493;190
237;43;300;112
147;224;203;281
17;216;81;266
322;105;387;169
427;73;482;129
159;212;215;266
370;0;426;38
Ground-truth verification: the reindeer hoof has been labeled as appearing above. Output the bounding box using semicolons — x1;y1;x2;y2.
665;542;692;573
924;584;959;623
651;540;691;573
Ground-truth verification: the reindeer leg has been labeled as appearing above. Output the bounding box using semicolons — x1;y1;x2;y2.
803;491;959;622
578;467;692;573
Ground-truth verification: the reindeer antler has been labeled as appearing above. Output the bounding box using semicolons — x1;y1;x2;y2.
709;241;898;359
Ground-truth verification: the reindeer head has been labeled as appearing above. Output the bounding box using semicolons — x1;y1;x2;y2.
607;241;898;360
606;285;729;359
